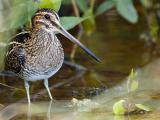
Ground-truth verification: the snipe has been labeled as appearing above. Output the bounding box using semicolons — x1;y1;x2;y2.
5;8;100;103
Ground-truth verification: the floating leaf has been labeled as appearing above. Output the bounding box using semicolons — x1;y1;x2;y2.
116;0;138;24
60;16;87;30
113;100;126;115
135;104;152;112
95;0;115;16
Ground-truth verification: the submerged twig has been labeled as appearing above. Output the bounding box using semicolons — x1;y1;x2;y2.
0;71;24;91
0;82;24;92
64;60;87;71
0;71;16;77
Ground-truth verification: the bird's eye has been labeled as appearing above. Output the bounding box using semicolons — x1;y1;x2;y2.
44;14;50;20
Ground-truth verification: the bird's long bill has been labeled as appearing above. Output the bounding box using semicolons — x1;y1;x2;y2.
57;24;101;62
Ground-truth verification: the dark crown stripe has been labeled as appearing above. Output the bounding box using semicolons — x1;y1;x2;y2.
36;8;55;14
35;8;60;21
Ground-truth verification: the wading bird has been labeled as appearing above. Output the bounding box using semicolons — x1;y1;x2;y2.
5;8;100;103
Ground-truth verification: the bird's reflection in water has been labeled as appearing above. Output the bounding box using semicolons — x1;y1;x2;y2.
27;100;53;120
0;100;55;120
47;100;53;120
27;102;31;120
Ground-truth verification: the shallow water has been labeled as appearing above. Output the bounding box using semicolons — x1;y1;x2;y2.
1;7;160;120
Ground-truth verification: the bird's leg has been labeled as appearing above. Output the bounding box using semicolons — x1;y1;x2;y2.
27;101;31;120
47;100;53;119
44;79;53;100
24;80;31;104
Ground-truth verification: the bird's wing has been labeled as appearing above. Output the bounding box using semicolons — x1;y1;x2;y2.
10;31;31;43
5;31;31;73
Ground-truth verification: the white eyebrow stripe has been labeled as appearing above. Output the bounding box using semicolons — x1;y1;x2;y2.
47;12;60;21
53;12;60;21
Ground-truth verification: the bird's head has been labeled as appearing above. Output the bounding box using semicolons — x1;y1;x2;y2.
32;8;60;32
32;8;101;62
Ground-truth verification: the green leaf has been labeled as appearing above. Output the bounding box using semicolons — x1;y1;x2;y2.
95;0;115;16
140;0;152;8
116;0;138;24
128;69;135;79
39;0;62;11
113;100;126;115
62;0;71;5
60;16;86;30
13;0;24;5
11;2;37;27
130;80;138;92
135;104;152;112
127;69;138;93
0;0;38;32
10;0;38;29
82;8;96;35
76;0;88;12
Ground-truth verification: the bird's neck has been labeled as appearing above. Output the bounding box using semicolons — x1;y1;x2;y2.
25;28;57;55
31;28;55;46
